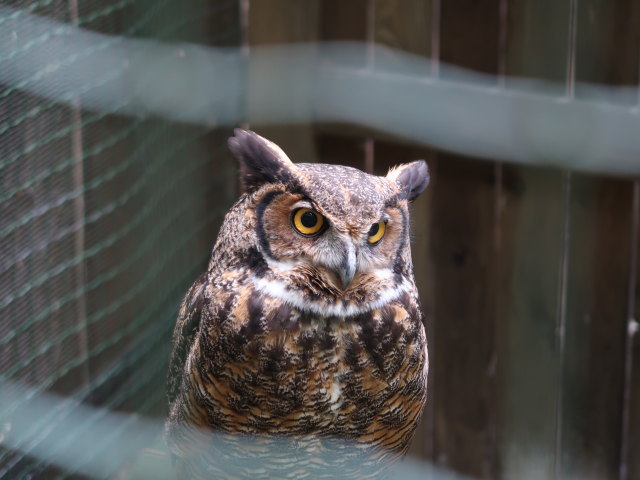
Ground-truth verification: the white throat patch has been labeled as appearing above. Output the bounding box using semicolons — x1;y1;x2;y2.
253;274;409;317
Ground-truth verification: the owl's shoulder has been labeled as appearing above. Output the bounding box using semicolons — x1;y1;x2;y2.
167;271;209;406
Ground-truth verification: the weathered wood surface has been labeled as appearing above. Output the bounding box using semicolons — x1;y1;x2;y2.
557;0;639;478
499;1;570;478
248;0;320;164
429;1;503;477
245;1;640;479
628;184;640;480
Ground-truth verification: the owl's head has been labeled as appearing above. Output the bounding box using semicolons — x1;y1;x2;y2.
224;129;428;316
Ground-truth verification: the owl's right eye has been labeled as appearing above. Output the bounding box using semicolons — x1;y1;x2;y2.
292;208;325;236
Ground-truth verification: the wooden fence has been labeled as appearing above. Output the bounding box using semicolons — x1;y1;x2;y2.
2;1;639;478
247;1;640;479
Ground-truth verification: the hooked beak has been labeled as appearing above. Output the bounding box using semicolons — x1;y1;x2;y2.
339;242;357;290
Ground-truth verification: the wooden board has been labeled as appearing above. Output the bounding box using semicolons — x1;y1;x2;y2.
497;166;566;479
556;1;639;478
373;0;433;74
429;155;500;478
320;0;368;46
628;183;640;480
558;176;633;479
431;1;502;477
574;0;640;92
627;306;640;480
315;132;366;171
506;0;571;87
313;0;370;171
440;0;500;75
498;0;575;478
248;0;320;163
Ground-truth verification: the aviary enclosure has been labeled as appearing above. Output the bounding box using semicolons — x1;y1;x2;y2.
1;0;639;479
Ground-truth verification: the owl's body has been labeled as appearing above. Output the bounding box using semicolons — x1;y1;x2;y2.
166;131;429;479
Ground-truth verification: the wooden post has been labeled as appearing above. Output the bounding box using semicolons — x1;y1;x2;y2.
429;0;503;477
557;1;639;478
626;182;640;480
499;0;572;478
247;0;320;163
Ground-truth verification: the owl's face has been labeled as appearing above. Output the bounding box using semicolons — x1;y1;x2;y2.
225;130;429;316
259;163;408;289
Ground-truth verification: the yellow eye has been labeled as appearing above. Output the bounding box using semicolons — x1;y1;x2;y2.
368;221;386;244
292;208;325;236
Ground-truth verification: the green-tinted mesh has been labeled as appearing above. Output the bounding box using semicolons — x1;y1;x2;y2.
0;1;241;477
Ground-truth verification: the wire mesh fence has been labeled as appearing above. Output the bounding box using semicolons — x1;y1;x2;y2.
3;0;640;479
0;1;240;477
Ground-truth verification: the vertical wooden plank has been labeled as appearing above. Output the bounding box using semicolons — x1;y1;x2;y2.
249;0;319;44
628;183;640;480
430;155;500;478
560;177;633;479
314;0;370;171
374;0;432;74
575;0;640;92
440;0;500;75
320;0;368;51
558;1;640;478
248;0;320;163
506;0;571;88
426;1;502;477
497;167;565;479
315;133;366;170
500;1;572;478
627;314;640;479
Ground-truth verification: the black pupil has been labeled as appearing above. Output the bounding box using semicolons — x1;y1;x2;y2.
301;211;317;228
369;223;379;237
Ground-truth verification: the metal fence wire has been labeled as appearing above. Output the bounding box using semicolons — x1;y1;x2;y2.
3;0;640;480
0;1;240;477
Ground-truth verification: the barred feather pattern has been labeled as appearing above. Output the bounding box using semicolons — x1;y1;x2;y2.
166;266;427;479
166;130;429;479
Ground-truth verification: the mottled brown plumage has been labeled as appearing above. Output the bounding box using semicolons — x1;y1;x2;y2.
166;130;429;479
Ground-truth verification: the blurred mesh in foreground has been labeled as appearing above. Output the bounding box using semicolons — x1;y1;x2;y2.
0;1;239;478
3;1;640;479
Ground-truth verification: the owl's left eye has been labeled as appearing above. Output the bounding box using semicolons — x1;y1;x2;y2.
368;221;386;244
292;208;325;236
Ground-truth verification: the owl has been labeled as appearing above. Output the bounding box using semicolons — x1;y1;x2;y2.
165;129;429;479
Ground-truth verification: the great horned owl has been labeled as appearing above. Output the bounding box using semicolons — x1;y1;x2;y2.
166;130;429;479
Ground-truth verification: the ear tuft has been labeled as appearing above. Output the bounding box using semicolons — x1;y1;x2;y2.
228;129;298;192
387;160;430;202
